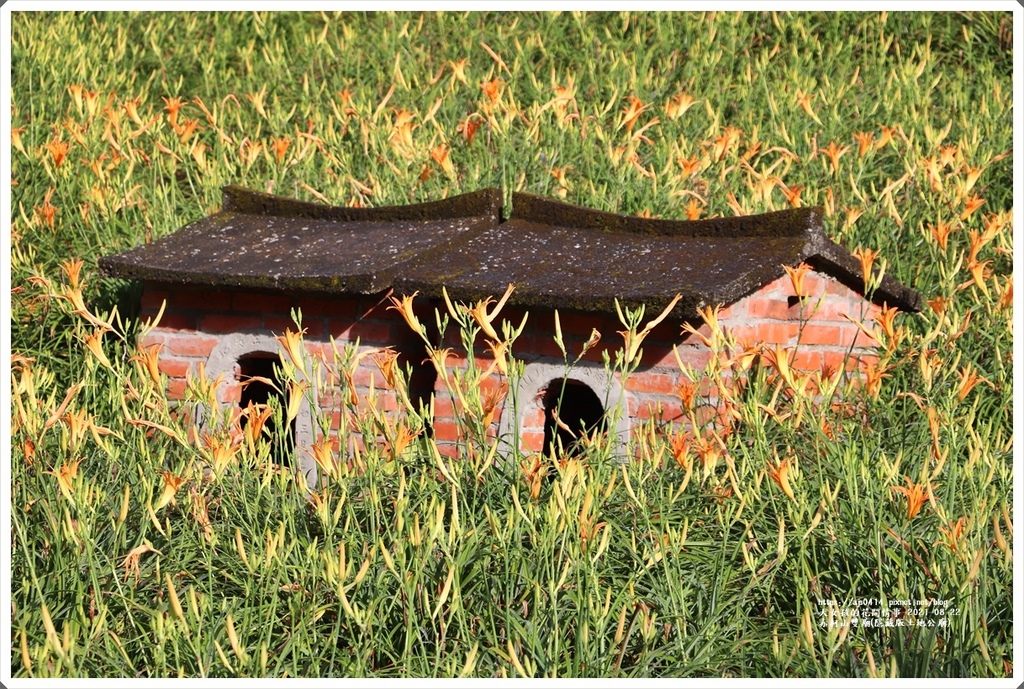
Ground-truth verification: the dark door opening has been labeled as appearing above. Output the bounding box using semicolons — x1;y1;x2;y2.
238;353;295;466
542;378;607;459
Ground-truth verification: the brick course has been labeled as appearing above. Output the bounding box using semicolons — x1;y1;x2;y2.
141;270;886;471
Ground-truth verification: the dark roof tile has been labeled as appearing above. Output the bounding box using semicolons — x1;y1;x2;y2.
99;185;922;317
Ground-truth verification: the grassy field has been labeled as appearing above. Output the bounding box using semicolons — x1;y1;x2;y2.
7;10;1015;678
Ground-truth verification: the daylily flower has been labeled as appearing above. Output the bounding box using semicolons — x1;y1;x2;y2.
928;220;954;250
131;343;163;387
468;283;515;341
956;362;992;401
853;131;875;158
121;541;162;585
890;476;929;520
272;136;292;164
68;84;84;114
664;92;698;120
767;455;796;501
430;144;455;178
819;141;849;174
783;262;811;299
275;328;306;370
44;139;71;168
851;246;879;290
457;114;481;145
960;194;985;220
448;58;470;86
388;292;423;335
619;95;649;132
46;458;82;501
163;96;184;126
373;348;399;389
795;90;821;125
123;97;144;126
154;470;185;511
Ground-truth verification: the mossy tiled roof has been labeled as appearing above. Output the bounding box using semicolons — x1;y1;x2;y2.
99;185;923;318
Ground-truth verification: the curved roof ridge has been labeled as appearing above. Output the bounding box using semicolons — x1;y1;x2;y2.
510;191;822;239
221;184;502;223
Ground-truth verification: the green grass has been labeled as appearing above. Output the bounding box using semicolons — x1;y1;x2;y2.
8;10;1014;678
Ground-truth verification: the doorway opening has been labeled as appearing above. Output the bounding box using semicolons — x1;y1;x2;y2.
237;352;295;466
541;378;607;459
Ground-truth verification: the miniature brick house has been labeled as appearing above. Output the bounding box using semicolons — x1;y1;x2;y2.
99;185;922;485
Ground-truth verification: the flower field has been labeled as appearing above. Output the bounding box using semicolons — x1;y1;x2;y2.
7;10;1015;678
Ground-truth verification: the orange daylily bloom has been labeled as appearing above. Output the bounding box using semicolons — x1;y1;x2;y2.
275;328;306;370
819;141;849;174
684;198;703;220
678;154;702;178
960;194;985;221
664;92;698;120
956;362;992;401
468;283;515;342
388;292;423;335
795;90;821;124
876;125;897;150
457;114;482;145
767;455;796;501
68;84;84;113
620;95;649;132
875;303;901;344
177;118;200;143
131;343;163;387
938;144;958;168
387;422;421;460
890;476;929;520
373;348;400;389
480;380;508;428
163;96;184;126
82;89;100;119
851;246;879;289
998;276;1012;311
46;458;82;500
779;182;803;208
936;517;968;553
669;430;692;470
123;97;144;126
928;220;955;250
154;470;185;511
84;329;113;370
430;144;455;178
11;126;26;155
309;436;337;478
480;78;504;106
853;131;875;157
121;542;162;584
963;166;983;193
783;262;811;299
241;401;273;448
44;139;71;168
272;136;292;164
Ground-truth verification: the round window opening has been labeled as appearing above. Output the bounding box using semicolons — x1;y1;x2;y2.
237;352;295;467
542;378;607;458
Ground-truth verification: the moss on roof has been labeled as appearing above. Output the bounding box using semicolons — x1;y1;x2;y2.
99;185;923;318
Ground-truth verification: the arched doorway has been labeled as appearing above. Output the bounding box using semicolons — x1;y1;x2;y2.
237;352;296;466
541;378;607;458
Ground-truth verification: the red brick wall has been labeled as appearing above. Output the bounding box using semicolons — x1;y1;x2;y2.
138;271;883;461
